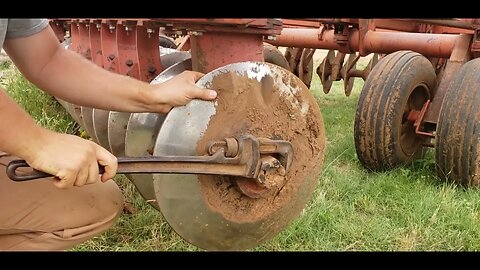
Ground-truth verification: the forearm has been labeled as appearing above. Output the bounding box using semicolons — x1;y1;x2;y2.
25;48;155;112
3;26;158;113
0;87;117;188
4;25;214;115
0;88;48;159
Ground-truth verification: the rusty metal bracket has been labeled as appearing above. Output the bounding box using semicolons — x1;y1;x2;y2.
471;28;480;58
116;20;140;79
136;23;163;82
412;100;435;138
358;19;375;56
177;35;191;51
318;24;328;41
333;23;352;54
406;100;435;147
423;33;473;126
88;21;103;67
100;20;119;73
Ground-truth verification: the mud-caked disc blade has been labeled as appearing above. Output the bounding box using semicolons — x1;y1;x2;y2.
153;62;326;250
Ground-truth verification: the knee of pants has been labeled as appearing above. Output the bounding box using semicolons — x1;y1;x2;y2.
71;179;125;231
97;180;124;221
62;180;125;239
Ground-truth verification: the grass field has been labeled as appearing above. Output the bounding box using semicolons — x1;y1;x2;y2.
3;56;480;251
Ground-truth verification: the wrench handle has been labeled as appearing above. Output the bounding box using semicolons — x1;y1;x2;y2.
6;159;106;181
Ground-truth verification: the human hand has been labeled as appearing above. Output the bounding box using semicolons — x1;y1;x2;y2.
147;71;217;113
25;129;117;189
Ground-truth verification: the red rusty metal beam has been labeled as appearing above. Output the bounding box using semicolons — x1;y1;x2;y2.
287;18;473;34
402;19;479;30
157;18;280;29
268;27;340;50
161;18;272;27
100;20;119;73
52;18;283;36
136;24;163;82
152;18;283;36
430;26;474;35
423;34;473;126
282;19;321;29
88;21;103;67
364;30;458;58
116;21;140;79
177;35;191;51
313;18;421;33
268;27;459;58
358;19;375;56
373;19;420;32
69;20;79;54
51;18;479;37
77;21;92;60
190;32;264;73
52;18;477;75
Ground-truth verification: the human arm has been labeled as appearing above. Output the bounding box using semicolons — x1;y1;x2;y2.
0;89;117;188
1;19;216;189
3;24;216;114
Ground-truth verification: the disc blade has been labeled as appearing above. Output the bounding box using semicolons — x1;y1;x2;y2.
92;109;111;150
107;111;129;156
153;62;325;250
124;58;192;209
80;106;98;143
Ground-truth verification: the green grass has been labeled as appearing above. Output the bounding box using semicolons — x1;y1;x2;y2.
4;58;480;251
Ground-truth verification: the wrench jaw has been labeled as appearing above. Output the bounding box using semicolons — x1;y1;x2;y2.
235;156;288;199
222;135;293;199
199;134;294;199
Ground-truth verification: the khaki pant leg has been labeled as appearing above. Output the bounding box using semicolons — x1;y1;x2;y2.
0;155;124;250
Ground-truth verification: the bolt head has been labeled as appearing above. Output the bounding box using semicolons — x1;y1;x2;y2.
189;31;203;36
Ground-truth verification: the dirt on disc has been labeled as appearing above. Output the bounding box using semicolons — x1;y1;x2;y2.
196;66;325;223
